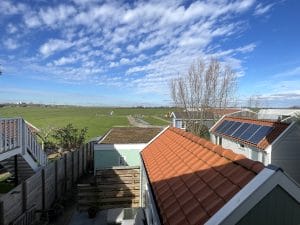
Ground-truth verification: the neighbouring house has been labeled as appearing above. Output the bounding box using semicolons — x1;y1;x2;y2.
210;116;300;184
93;127;162;172
140;127;300;225
171;108;255;130
258;108;300;121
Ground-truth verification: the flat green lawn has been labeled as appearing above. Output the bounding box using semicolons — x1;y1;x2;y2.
0;106;173;140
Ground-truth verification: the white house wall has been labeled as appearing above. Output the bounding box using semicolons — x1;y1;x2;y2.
211;134;267;164
271;123;300;184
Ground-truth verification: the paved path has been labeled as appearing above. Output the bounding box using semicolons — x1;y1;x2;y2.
68;210;108;225
127;115;166;128
152;116;171;124
127;115;150;127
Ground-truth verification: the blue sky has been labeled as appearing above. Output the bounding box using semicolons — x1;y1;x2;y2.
0;0;299;107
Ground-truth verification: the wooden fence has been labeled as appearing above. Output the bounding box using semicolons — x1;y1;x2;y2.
0;142;93;225
78;166;140;211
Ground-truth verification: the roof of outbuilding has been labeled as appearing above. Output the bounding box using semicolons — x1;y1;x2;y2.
141;127;264;225
99;127;162;144
211;117;289;150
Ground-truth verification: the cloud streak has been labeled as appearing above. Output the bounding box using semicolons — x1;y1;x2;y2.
0;0;270;105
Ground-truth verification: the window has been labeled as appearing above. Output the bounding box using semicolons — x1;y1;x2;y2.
239;143;244;148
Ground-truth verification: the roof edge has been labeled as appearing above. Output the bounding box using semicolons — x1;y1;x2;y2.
98;128;113;144
205;167;275;225
270;121;296;148
141;126;170;153
206;167;300;225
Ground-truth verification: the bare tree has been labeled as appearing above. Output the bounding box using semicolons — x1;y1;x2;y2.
170;58;237;137
247;95;261;111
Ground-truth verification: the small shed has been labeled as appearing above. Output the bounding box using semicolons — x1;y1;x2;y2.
93;127;162;172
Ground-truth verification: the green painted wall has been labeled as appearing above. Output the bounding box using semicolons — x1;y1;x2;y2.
94;148;141;170
237;185;300;225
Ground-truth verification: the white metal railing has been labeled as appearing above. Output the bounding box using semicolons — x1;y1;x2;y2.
25;124;48;166
0;118;48;166
0;118;21;154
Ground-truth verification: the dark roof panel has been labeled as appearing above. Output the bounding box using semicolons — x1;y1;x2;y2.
212;117;289;150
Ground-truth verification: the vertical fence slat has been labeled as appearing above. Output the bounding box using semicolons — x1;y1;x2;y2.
22;182;27;213
0;121;3;153
41;169;45;210
0;144;90;225
0;201;4;225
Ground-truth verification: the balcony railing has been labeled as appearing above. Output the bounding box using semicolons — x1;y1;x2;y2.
0;118;47;166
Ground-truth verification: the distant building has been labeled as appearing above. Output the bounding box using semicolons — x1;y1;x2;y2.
210;116;300;183
141;127;300;225
93;127;162;172
171;108;255;130
258;108;300;121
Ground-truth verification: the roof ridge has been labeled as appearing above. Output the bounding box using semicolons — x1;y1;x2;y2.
225;116;289;126
169;127;264;174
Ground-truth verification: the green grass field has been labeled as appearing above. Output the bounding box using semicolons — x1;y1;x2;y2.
0;106;172;140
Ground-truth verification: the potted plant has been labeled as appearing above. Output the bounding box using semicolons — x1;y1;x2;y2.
88;206;98;218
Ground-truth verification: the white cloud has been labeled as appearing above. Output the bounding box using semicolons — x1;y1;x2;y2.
0;0;265;103
6;24;18;34
53;56;78;66
24;14;41;28
254;3;274;16
0;0;27;15
3;38;19;50
39;5;76;27
273;66;300;78
39;39;73;57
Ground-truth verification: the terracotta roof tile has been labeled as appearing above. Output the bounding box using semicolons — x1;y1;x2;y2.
141;127;264;225
211;117;289;150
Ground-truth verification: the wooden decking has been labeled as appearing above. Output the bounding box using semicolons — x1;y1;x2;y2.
78;166;140;211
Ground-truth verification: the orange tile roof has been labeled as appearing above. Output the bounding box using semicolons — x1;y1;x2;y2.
141;127;264;225
211;117;289;150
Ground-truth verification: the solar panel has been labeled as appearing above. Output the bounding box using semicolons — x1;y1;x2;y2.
220;121;235;134
232;123;251;138
216;121;234;134
248;126;273;144
215;120;229;133
223;122;242;135
239;124;261;140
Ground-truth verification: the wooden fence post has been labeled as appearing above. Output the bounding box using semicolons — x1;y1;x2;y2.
71;151;74;185
77;149;80;179
55;160;58;200
41;169;46;210
82;146;84;175
0;201;4;225
83;144;86;173
64;154;67;193
22;181;27;213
